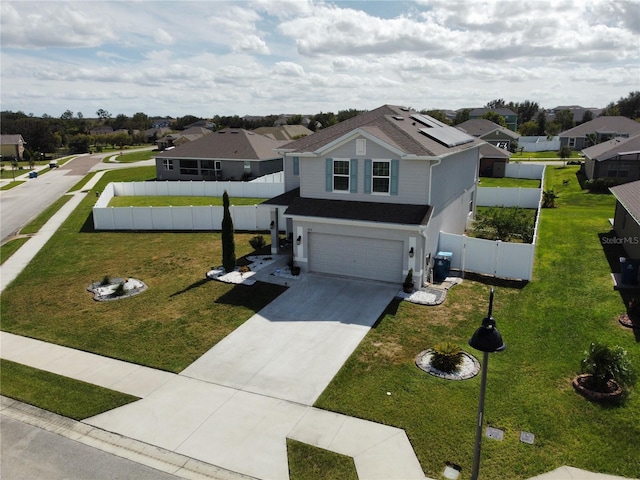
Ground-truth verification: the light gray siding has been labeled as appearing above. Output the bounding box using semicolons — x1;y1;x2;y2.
429;147;479;208
613;202;640;259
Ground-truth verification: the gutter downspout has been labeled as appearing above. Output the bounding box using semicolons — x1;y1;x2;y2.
428;157;442;206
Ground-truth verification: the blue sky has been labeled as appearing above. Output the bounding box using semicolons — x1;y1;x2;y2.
1;0;638;118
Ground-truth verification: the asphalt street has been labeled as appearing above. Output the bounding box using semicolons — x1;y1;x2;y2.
0;155;102;243
1;415;181;480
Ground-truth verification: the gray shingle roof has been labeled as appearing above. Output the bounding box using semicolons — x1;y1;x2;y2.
480;143;511;159
610;179;640;225
280;105;483;158
560;116;640;138
582;133;640;161
456;119;519;139
156;128;288;160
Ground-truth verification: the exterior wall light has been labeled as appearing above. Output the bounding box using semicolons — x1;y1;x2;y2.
296;235;302;245
409;247;414;258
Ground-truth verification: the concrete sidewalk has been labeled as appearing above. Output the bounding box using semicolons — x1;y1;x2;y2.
0;329;428;480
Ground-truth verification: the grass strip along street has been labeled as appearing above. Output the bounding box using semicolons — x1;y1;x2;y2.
0;165;638;479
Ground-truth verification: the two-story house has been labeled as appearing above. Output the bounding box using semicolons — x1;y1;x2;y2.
263;105;483;288
0;134;26;161
468;108;518;132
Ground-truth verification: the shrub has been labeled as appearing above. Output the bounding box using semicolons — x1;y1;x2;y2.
249;235;266;251
471;207;535;243
584;177;624;193
580;342;636;393
431;342;464;373
113;281;126;297
542;190;558;208
221;190;236;273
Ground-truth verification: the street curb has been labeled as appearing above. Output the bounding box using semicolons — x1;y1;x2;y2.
0;396;255;480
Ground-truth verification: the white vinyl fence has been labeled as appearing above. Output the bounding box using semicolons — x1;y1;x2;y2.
93;181;285;231
438;165;545;281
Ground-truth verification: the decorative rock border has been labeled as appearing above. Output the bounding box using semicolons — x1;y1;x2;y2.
87;277;148;301
572;374;623;403
415;349;481;380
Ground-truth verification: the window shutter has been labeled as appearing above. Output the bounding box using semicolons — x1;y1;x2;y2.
293;156;299;176
350;159;358;193
390;159;399;195
364;159;372;194
326;158;333;192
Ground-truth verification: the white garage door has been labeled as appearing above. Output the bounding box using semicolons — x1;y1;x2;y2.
309;233;404;283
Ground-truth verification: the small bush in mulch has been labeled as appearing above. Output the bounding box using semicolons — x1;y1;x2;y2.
430;342;464;373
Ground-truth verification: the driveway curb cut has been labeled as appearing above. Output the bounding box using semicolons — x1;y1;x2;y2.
0;396;254;480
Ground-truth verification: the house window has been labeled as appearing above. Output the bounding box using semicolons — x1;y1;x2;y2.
568;138;576;148
372;161;390;193
356;139;366;155
179;159;198;175
244;161;251;173
333;160;350;191
163;159;173;171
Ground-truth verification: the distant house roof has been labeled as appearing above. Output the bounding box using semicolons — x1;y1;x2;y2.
582;133;640;162
280;105;482;158
480;143;511;160
455;119;519;139
610;179;640;225
254;125;313;141
156;128;288;160
0;134;25;145
560;116;640;138
89;126;114;135
552;106;602;123
468;108;517;117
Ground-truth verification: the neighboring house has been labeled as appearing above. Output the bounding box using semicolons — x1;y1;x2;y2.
263;105;483;287
468;108;518;132
582;133;640;183
89;126;114;135
151;118;173;128
184;120;215;130
551;105;602;124
609;179;640;261
0;134;26;161
478;143;511;178
253;125;313;141
144;127;171;142
155;127;212;150
559;116;640;150
155;128;287;181
455;118;520;151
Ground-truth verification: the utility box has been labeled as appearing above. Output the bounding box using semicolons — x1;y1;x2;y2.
620;257;639;285
434;251;453;281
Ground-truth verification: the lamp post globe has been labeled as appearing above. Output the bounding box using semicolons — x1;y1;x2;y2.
468;288;505;480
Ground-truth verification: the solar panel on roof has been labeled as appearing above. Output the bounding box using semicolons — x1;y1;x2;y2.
419;128;475;148
410;114;448;128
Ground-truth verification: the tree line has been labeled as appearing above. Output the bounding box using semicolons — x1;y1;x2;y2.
1;92;637;157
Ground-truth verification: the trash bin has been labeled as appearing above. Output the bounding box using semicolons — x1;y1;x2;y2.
434;251;453;281
620;257;639;285
28;171;38;179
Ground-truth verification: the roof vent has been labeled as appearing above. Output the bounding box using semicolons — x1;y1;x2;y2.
393;116;404;121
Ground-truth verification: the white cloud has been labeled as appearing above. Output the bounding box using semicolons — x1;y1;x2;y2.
154;28;174;46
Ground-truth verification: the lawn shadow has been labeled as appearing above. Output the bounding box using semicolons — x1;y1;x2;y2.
170;278;210;297
371;297;402;328
80;211;95;233
214;281;288;313
598;231;640;342
462;271;529;289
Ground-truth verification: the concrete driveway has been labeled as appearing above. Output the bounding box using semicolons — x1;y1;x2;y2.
180;274;398;405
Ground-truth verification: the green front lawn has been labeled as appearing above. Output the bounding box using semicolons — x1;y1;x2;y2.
110;149;155;163
478;177;541;188
510;150;582;159
1;165;638;480
314;165;639;479
0;360;138;420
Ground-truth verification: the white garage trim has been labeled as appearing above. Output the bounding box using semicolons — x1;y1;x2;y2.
309;233;403;283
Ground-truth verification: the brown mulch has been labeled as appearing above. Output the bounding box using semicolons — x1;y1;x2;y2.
618;313;640;329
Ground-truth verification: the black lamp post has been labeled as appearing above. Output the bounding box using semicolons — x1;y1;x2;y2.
468;288;505;480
